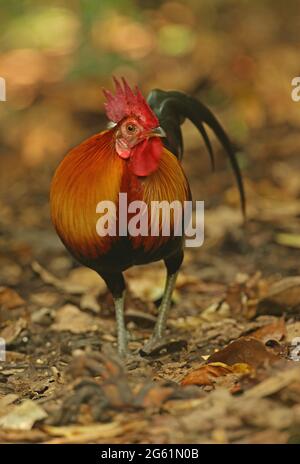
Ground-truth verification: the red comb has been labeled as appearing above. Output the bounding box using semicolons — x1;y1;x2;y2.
103;77;159;129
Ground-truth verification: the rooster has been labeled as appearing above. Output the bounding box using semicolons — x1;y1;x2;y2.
50;78;245;358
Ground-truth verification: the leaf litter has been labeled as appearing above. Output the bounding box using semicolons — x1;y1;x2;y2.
2;238;300;444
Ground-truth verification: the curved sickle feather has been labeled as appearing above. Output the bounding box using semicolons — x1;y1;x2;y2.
147;89;246;218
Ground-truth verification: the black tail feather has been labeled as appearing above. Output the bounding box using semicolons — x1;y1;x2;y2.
147;89;246;218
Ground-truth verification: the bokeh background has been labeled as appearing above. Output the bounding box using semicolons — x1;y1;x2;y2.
1;0;300;281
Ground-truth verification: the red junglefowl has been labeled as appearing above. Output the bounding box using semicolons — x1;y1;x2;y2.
50;78;245;358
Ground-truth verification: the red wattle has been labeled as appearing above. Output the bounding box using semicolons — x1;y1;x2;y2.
129;138;162;177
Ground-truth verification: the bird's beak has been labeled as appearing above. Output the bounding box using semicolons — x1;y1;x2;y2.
149;126;166;138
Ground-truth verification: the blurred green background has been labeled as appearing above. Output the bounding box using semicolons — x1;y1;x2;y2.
1;0;300;271
1;0;300;166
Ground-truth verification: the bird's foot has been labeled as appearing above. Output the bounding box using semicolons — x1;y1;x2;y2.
115;340;147;368
140;336;163;356
111;346;148;369
140;335;187;357
125;350;149;370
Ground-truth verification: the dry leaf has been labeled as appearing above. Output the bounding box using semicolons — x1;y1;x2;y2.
251;318;286;344
80;288;101;313
200;301;231;322
207;337;279;367
258;277;300;313
0;400;47;431
32;261;106;295
181;362;233;386
51;304;99;333
0;394;19;417
0;287;25;309
181;362;252;386
126;263;179;301
30;291;59;307
65;267;106;294
141;386;174;407
0;318;27;344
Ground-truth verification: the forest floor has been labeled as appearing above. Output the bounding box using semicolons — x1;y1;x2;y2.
1;132;300;444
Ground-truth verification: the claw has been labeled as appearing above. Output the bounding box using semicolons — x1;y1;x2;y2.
140;336;187;357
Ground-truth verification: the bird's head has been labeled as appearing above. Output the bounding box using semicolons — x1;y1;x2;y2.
103;77;165;177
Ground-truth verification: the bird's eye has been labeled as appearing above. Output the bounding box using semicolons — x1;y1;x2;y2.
126;124;136;133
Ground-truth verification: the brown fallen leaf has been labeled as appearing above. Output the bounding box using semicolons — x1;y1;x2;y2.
136;384;174;408
32;261;106;295
207;337;279;368
51;304;99;334
0;400;47;431
258;276;300;314
65;267;106;294
200;301;231;322
251;317;286;344
181;362;232;386
0;394;19;417
126;263;179;301
0;287;25;310
181;362;252;386
30;291;59;307
80;288;101;313
0;318;27;345
139;385;174;408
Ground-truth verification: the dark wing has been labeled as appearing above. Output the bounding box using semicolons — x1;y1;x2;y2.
147;89;246;218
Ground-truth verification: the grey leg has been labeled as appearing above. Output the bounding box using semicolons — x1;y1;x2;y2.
113;292;128;357
153;271;178;339
99;272;128;357
141;271;179;354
